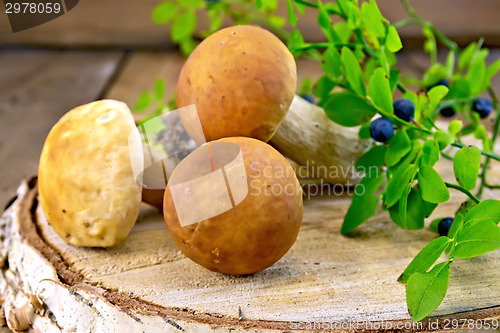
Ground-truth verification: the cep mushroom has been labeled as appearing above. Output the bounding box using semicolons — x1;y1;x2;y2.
176;25;297;143
163;137;303;275
38;100;144;247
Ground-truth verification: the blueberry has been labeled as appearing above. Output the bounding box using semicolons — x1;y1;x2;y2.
427;79;449;91
472;98;493;119
393;98;415;122
301;94;314;104
438;217;454;237
370;118;394;142
440;107;456;118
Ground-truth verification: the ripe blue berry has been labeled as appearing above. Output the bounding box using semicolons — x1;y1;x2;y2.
440;107;456;118
438;217;454;237
301;94;314;104
472;98;493;119
427;79;449;91
393;98;415;122
370;118;394;142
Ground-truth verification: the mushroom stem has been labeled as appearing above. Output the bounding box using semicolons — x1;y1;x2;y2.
142;189;164;211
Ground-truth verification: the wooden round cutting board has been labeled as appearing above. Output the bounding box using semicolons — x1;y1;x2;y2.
1;171;500;332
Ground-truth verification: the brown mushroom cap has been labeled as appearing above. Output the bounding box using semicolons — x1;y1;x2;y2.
38;100;142;247
163;136;303;275
176;25;297;143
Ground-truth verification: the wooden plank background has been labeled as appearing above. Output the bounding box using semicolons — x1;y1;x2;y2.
0;51;122;209
0;0;500;48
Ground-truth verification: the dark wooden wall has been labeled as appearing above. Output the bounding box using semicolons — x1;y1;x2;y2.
0;0;499;49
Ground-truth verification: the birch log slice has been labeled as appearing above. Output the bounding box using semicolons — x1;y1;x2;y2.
1;170;500;332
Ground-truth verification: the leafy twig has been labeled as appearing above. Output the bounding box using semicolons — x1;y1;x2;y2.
452;141;500;162
399;0;459;53
477;87;500;197
444;182;480;204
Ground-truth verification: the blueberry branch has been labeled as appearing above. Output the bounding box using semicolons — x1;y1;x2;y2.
451;141;500;162
400;0;459;53
444;182;481;204
291;42;358;52
292;0;344;17
392;18;418;30
477;87;500;196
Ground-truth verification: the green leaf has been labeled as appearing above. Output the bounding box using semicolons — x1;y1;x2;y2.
433;131;454;150
377;47;389;74
313;76;335;100
397;184;412;228
448;120;463;137
466;60;486;95
179;37;197;55
341;173;384;234
207;7;224;32
294;0;306;14
323;92;376;126
386;25;402;52
261;0;278;11
269;15;286;29
384;164;418;208
356;145;386;174
390;187;433;230
390;140;422;175
171;10;197;42
388;140;423;174
474;124;488;140
345;2;360;30
418;166;450;204
178;0;203;6
322;46;342;78
154;79;165;100
333;22;352;43
447;78;471;100
448;200;477;240
363;58;378;82
453;220;500;259
458;42;476;72
427;85;449;111
445;50;455;77
254;0;263;9
359;122;371;139
389;68;400;93
317;0;332;30
422;64;448;88
152;2;177;25
399;237;451;283
453;146;481;190
406;262;451;322
369;67;393;114
140;116;166;135
385;130;411;167
486;59;500;82
463;199;500;226
134;91;153;111
299;78;313;95
287;29;305;55
361;1;384;37
422;26;436;58
341;47;366;96
286;0;297;27
419;140;439;167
